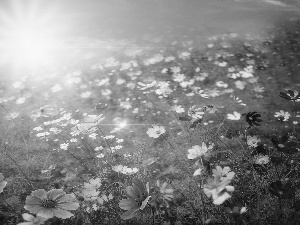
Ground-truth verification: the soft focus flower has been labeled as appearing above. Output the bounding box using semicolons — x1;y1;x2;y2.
212;166;235;181
146;125;166;138
274;110;290;122
227;111;241;120
24;189;79;219
247;135;261;148
204;175;234;205
0;173;7;193
17;213;48;225
156;180;174;201
60;143;69;150
187;143;214;159
279;90;300;102
119;178;151;220
254;154;270;165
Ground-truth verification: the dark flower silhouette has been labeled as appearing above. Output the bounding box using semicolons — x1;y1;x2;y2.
243;112;262;126
279;90;300;102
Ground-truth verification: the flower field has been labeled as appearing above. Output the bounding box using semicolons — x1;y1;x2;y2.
1;10;300;225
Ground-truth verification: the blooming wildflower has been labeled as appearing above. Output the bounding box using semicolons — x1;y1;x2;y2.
247;135;261;148
204;175;234;205
33;126;43;132
70;138;77;143
5;112;20;120
173;74;186;83
119;178;151;220
254;154;270;165
216;81;228;88
279;90;300;102
116;138;124;143
120;101;132;109
103;135;115;139
274;110;290;121
244;111;262;126
179;51;191;60
212;166;235;181
188;105;205;120
156;180;174;201
146;125;166;138
253;85;265;93
165;56;175;62
172;105;185;114
187;143;214;159
89;133;98;140
0;173;7;193
17;213;48;225
16;97;26;104
235;81;246;90
60;143;69;150
227;111;241;120
80;91;92;98
24;189;79;219
96;153;105;158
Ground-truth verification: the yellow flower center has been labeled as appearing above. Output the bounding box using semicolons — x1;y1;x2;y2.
41;199;57;208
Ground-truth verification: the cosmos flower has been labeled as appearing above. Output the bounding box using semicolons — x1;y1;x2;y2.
212;166;235;181
247;135;261;148
17;213;48;225
187;143;214;159
204;175;234;205
119;178;151;220
156;180;174;201
146;126;166;138
279;90;300;102
244;111;262;126
24;189;79;219
227;111;241;120
254;154;270;165
274;110;290;122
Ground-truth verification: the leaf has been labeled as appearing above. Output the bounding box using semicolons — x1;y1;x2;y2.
179;116;192;122
279;92;291;100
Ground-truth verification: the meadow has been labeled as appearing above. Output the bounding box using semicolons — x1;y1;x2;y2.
1;17;300;225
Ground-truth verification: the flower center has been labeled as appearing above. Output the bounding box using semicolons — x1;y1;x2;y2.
41;199;57;208
40;109;45;113
135;194;146;205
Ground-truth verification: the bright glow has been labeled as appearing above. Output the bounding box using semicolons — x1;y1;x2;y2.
0;1;65;69
118;121;127;129
4;25;62;67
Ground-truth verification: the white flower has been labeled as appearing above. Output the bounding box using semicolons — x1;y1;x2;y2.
89;133;98;140
187;143;214;159
172;105;185;114
235;81;246;90
212;166;235;181
274;110;290;121
70;138;77;143
60;143;69;150
247;135;261;148
80;91;92;98
18;213;48;225
146;126;166;138
254;154;270;165
227;111;241;120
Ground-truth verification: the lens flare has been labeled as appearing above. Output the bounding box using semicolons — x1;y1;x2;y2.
0;0;65;69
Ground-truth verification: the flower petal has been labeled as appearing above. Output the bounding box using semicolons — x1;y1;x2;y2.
119;199;137;210
53;208;74;219
31;189;47;199
22;213;34;222
57;202;79;211
213;192;231;205
120;207;140;220
56;194;77;203
36;208;55;219
47;189;65;201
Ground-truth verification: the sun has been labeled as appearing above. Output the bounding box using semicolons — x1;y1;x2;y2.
0;0;65;69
